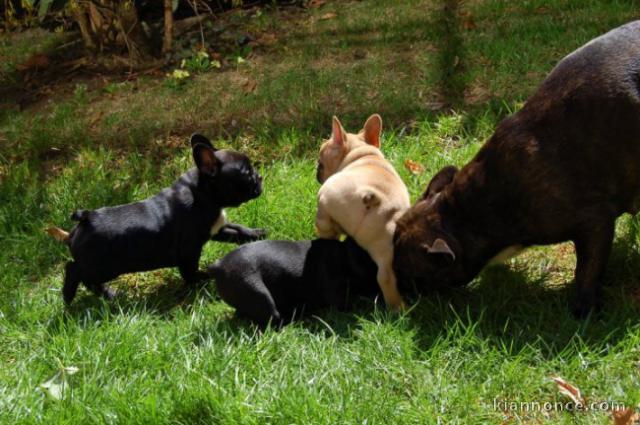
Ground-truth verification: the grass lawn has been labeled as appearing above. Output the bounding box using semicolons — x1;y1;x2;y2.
2;0;640;423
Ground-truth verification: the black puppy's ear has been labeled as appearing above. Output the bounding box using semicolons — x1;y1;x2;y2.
190;133;216;150
420;165;458;202
193;143;219;176
421;238;456;264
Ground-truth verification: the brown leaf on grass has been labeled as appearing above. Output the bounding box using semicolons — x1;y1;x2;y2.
463;17;476;30
458;10;476;30
16;54;50;72
89;110;104;128
255;33;278;47
319;12;337;20
612;408;640;425
404;159;424;175
165;135;184;148
307;0;326;8
243;79;258;94
551;376;586;407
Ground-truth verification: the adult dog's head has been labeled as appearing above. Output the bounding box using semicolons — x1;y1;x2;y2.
393;165;476;289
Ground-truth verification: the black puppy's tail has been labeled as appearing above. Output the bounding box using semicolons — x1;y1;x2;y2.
71;209;90;222
46;227;71;244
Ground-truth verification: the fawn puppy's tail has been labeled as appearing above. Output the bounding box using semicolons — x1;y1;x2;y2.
362;191;381;210
46;227;70;243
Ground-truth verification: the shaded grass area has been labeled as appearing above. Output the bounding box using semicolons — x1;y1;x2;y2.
2;0;640;423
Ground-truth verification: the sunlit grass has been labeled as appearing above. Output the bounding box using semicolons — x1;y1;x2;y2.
2;0;640;423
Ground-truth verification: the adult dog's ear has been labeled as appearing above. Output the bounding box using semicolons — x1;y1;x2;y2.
421;238;456;264
193;143;219;176
420;166;458;202
190;133;216;150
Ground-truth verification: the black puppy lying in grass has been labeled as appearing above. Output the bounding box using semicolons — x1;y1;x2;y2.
48;134;265;304
207;237;381;327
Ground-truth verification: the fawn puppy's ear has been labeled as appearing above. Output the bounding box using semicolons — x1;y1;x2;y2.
363;114;382;148
331;116;347;147
193;143;219;176
422;238;456;263
190;133;216;150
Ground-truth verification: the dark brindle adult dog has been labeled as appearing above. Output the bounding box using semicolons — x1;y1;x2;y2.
393;21;640;317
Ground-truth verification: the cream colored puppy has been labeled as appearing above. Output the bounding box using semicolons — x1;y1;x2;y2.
315;114;410;310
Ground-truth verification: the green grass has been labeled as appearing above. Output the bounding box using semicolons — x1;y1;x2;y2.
2;0;640;423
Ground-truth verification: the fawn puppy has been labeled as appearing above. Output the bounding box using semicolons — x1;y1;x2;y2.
393;21;640;317
315;114;410;310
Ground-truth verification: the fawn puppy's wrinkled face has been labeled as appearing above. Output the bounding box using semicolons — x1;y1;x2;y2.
316;115;382;184
191;134;263;207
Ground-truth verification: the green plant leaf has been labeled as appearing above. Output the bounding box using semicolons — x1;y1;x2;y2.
37;0;56;22
172;0;180;12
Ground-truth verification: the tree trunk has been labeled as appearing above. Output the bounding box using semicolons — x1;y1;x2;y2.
114;0;154;63
73;6;97;50
162;0;174;54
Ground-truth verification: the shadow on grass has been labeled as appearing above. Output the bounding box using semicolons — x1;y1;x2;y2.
50;215;640;358
435;0;467;107
404;232;640;358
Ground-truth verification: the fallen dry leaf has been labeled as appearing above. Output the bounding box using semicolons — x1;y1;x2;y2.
307;0;326;8
462;16;476;30
612;408;640;425
243;79;258;94
39;366;79;401
319;12;337;20
551;376;585;407
255;33;278;46
16;54;50;72
404;159;425;175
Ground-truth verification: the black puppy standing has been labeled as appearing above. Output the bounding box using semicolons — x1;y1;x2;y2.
207;238;380;327
49;134;265;304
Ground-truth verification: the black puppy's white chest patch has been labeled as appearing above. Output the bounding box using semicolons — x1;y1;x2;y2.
211;210;227;236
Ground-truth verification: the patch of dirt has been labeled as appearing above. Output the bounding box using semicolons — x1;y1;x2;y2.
464;78;492;104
